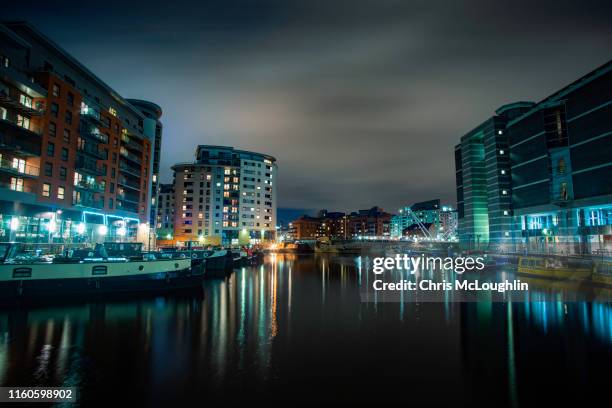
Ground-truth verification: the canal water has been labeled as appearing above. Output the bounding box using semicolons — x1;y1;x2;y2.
0;254;611;407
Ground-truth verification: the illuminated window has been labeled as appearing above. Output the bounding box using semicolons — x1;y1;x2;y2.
11;158;25;173
42;183;50;197
57;186;65;200
558;158;566;174
19;94;32;108
17;115;30;130
108;106;117;116
503;210;509;216
502;190;508;195
10;177;23;192
500;170;506;175
499;149;505;155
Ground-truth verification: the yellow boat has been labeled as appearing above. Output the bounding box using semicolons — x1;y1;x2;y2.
592;261;612;286
517;256;592;281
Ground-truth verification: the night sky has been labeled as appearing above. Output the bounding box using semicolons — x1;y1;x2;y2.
3;1;611;213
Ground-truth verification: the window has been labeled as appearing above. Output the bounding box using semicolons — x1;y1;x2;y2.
110;183;115;193
47;142;55;157
52;84;60;97
10;177;23;192
17;115;29;129
50;103;58;117
500;169;506;175
109;198;113;209
503;210;509;216
11;158;25;173
108;106;117;116
502;189;508;195
44;162;53;177
49;122;56;137
558;158;566;174
42;183;51;197
499;149;505;155
67;92;74;106
57;186;65;200
65;110;72;125
63;129;70;143
61;148;68;161
560;182;568;200
60;166;67;180
19;94;32;108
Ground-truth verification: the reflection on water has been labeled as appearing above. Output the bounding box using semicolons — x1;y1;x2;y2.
0;253;610;406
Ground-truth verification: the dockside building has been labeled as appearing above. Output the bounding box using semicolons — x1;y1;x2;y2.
0;22;161;244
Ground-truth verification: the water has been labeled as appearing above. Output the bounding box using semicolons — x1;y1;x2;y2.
0;253;611;406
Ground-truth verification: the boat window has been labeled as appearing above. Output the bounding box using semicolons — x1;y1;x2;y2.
0;244;9;261
12;267;32;278
92;265;108;275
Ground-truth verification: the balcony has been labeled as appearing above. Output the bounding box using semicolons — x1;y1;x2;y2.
0;181;38;203
120;149;142;165
78;142;106;160
0;90;45;116
79;126;108;144
80;106;103;126
119;161;141;178
117;192;140;205
0;117;43;137
0;157;39;178
74;179;105;193
121;135;144;153
75;157;105;176
0;128;42;156
118;177;141;191
116;200;139;214
74;196;104;209
0;63;47;98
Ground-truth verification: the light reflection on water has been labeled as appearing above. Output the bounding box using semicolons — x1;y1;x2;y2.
0;253;609;406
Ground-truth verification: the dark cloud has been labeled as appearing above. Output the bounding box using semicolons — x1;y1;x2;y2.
4;0;612;212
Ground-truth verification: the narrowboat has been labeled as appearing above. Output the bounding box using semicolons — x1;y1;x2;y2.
0;242;199;302
592;261;612;286
517;256;592;281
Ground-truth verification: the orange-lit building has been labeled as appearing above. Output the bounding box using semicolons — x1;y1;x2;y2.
0;22;161;243
289;207;392;240
289;216;322;240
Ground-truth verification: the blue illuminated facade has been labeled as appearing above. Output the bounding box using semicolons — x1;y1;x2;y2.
456;59;612;254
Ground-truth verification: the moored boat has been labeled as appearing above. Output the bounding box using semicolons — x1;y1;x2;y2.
517;256;592;281
0;242;199;302
592;261;612;286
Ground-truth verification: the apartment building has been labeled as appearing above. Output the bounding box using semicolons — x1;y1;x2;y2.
0;22;160;243
168;145;277;246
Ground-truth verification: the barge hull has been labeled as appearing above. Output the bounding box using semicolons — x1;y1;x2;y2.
0;268;201;302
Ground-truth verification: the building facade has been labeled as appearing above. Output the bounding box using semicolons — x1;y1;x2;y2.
289;216;322;240
455;59;612;254
155;183;174;241
391;199;458;240
0;22;158;244
168;145;277;246
290;207;391;240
